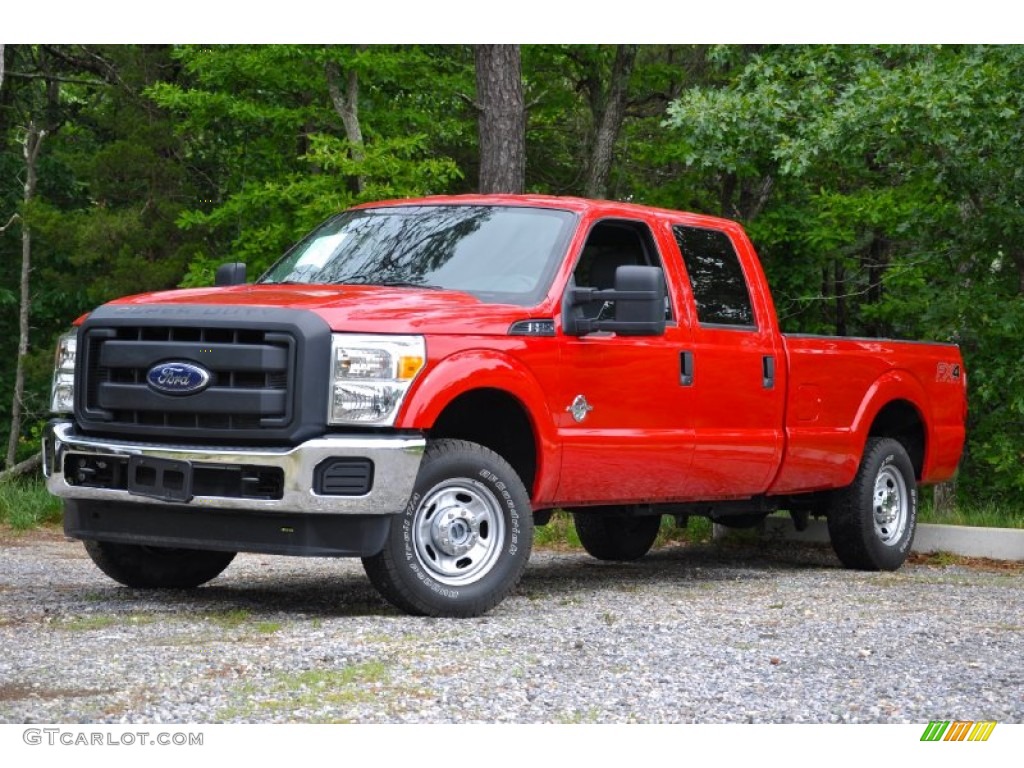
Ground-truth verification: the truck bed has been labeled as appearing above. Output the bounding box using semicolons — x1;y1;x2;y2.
769;334;966;496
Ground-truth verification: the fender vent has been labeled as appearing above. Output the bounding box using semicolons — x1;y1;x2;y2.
314;458;374;496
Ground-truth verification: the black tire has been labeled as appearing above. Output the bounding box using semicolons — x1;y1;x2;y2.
572;508;661;561
827;437;918;571
362;439;533;618
83;540;235;588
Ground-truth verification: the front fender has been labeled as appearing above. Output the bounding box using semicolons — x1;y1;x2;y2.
397;348;562;501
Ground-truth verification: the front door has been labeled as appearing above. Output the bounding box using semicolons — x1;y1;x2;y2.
554;219;695;505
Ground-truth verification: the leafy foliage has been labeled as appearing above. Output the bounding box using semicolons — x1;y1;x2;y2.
147;45;469;281
1;43;1021;503
664;44;1024;499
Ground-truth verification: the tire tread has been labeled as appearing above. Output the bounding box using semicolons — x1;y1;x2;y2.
828;437;917;571
362;439;533;618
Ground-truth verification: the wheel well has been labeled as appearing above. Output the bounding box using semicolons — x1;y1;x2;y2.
429;389;538;494
868;400;925;479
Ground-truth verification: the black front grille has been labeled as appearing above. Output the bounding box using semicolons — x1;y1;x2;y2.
82;325;294;432
74;305;332;444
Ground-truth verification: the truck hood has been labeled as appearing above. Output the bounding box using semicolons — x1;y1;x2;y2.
105;284;542;335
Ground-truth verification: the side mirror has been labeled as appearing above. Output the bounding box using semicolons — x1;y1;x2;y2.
562;265;667;337
215;262;247;287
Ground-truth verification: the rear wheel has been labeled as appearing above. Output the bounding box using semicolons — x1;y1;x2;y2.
828;437;917;570
83;540;235;588
362;439;533;617
572;508;661;561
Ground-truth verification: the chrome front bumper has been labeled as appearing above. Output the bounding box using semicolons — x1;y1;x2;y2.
43;421;425;516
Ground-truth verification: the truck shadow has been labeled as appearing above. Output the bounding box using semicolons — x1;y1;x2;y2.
516;541;839;599
77;540;841;619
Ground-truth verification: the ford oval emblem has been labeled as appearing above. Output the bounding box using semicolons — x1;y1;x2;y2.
146;361;212;395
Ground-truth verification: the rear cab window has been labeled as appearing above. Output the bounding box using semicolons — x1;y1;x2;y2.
671;225;756;329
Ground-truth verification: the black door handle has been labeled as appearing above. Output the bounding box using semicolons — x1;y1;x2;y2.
680;351;694;386
763;355;776;389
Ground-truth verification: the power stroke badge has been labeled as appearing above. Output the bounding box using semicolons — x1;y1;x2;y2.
567;394;594;423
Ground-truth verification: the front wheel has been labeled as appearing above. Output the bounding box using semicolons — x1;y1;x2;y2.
827;437;918;571
83;540;235;588
362;439;533;617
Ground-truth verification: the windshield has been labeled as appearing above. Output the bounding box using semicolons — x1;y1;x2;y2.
260;205;577;306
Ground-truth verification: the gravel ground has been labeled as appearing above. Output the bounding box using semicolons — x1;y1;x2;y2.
0;529;1021;724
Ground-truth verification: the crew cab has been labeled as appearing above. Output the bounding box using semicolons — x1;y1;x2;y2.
43;196;967;616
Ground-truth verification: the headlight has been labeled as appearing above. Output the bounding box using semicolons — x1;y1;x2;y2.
50;329;77;414
328;335;425;426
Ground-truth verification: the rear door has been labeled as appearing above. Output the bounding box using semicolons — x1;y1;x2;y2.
668;224;786;498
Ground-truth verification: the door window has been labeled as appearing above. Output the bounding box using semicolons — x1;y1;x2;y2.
574;221;672;321
672;226;755;328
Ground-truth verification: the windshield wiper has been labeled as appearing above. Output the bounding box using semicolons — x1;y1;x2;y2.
261;277;443;289
375;280;445;290
340;278;445;290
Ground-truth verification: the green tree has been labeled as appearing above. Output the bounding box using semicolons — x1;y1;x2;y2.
147;45;468;283
1;46;71;465
2;43;1021;508
0;45;207;462
664;44;1024;501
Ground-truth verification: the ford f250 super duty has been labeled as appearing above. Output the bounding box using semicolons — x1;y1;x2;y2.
43;195;967;617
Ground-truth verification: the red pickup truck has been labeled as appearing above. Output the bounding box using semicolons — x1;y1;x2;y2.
43;195;967;616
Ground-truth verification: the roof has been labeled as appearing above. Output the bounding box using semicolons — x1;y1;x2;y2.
349;194;742;231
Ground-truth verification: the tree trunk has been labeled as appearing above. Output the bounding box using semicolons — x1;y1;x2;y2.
833;261;847;337
325;59;365;194
7;121;44;468
1010;248;1024;295
737;175;775;220
932;483;956;518
474;45;525;194
0;452;41;483
584;45;636;200
863;234;890;337
719;172;737;218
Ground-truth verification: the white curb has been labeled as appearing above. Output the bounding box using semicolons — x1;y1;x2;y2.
714;517;1024;562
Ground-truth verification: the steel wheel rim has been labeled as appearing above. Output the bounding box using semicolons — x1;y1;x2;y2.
873;465;908;545
412;478;506;586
